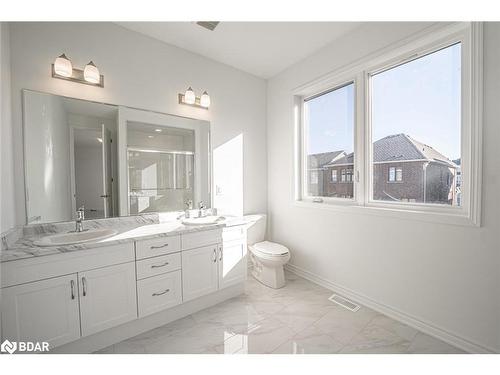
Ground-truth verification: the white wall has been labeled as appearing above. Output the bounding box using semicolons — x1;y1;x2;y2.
6;22;267;227
267;22;500;353
24;91;72;223
1;23;16;233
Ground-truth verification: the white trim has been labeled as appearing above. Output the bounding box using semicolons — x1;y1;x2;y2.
294;200;474;227
292;22;483;227
285;263;496;354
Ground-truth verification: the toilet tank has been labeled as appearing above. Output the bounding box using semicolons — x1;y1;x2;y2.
244;214;267;245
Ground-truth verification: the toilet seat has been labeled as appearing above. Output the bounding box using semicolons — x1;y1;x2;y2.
251;241;289;258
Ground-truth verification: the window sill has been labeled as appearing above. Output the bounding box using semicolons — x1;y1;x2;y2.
293;200;479;227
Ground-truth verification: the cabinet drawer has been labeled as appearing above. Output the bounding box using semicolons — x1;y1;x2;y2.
223;226;246;242
181;229;222;250
137;270;182;317
136;253;181;280
135;235;181;260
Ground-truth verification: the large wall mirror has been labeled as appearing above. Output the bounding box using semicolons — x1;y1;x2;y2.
23;90;211;225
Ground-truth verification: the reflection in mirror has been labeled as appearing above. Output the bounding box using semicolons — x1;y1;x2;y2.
23;90;212;225
23;90;118;224
127;122;195;214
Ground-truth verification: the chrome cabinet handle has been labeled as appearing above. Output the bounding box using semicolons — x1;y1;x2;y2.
82;277;87;297
212;249;217;263
152;289;170;297
150;243;169;250
219;247;222;261
151;262;170;268
70;280;75;300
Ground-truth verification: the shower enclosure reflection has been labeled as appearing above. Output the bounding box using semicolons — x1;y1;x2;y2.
127;123;195;214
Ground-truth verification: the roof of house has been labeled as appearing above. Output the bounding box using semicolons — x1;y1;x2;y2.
320;134;457;168
307;150;346;168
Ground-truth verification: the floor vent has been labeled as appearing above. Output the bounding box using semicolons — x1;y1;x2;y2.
328;294;360;312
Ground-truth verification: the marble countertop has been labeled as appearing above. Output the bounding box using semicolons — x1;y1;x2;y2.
1;214;254;263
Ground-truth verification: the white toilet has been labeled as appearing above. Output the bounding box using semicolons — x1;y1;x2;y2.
245;214;290;289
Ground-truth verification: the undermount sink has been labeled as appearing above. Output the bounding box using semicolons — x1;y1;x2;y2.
34;228;118;247
182;216;223;226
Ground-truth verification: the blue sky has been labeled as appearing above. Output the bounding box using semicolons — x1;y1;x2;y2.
306;43;461;160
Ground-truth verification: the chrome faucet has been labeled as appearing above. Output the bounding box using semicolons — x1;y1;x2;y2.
75;206;85;232
198;201;206;218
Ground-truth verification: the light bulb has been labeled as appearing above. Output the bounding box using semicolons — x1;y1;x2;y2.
83;61;100;84
200;91;211;108
54;53;73;77
184;87;196;105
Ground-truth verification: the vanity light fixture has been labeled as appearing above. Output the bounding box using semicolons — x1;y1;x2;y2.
83;61;100;84
155;129;162;133
178;87;211;109
53;54;73;77
200;91;211;108
184;87;196;104
52;53;104;87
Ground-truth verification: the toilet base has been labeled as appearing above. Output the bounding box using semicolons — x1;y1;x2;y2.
250;254;286;289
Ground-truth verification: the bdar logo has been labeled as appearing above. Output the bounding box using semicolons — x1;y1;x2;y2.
1;340;17;354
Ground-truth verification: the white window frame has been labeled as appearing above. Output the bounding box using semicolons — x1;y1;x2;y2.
331;169;337;183
293;22;483;226
296;75;360;205
388;166;403;183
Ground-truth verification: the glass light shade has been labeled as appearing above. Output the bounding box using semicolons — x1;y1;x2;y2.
54;54;73;77
83;61;100;84
200;91;211;108
184;87;196;105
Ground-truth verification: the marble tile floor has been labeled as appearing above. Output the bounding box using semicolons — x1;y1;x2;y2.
95;271;465;354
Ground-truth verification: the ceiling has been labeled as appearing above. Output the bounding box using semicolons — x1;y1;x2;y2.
117;22;361;78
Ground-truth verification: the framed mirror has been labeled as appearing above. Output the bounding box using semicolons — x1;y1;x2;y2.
22;90;211;225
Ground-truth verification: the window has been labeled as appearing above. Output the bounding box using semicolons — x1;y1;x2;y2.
347;169;354;182
371;43;461;206
303;82;355;199
331;169;337;182
388;167;403;182
295;23;482;226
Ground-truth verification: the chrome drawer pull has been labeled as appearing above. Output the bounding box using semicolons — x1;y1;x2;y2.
150;243;169;250
212;249;217;263
151;262;170;268
70;280;75;300
219;248;222;261
82;277;87;297
152;289;170;297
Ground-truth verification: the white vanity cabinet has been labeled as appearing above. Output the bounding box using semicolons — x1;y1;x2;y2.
182;226;247;302
1;274;81;348
78;262;137;336
1;225;248;352
219;226;247;289
135;235;183;318
182;245;219;301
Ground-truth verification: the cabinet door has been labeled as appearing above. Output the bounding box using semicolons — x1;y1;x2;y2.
79;262;137;337
1;274;80;348
218;240;247;290
181;245;218;302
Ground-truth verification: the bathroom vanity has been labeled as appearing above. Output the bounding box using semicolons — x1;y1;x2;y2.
0;216;250;353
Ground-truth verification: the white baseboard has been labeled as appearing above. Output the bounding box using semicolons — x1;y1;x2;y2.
285;263;496;354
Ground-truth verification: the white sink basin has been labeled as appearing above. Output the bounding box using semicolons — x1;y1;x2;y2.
182;216;223;226
34;228;118;247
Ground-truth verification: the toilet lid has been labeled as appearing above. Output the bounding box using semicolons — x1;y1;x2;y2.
253;241;289;256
